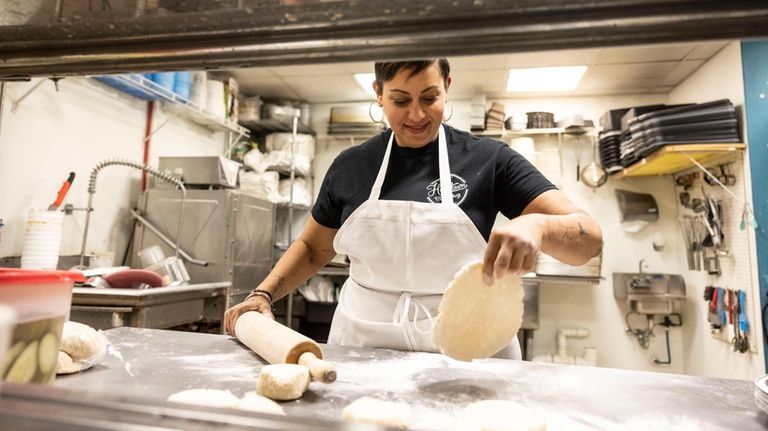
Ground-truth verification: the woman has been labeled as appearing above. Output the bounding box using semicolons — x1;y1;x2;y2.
224;58;602;360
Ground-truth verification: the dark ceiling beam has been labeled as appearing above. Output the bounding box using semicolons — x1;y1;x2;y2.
0;0;767;78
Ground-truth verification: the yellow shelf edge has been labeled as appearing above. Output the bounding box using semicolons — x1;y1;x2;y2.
612;143;745;179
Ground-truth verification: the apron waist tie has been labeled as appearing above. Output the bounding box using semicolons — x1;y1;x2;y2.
392;292;434;335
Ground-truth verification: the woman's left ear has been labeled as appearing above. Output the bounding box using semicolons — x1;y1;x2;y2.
444;76;452;93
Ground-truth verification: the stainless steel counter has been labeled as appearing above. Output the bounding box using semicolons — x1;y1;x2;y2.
48;327;765;430
70;283;231;331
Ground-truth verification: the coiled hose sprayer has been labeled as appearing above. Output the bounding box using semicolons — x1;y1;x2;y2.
78;159;186;268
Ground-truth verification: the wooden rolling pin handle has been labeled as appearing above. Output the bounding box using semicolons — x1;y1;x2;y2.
298;351;337;383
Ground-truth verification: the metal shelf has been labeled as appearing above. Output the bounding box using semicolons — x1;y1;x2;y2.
611;143;746;179
95;74;249;136
525;274;603;285
240;118;315;135
476;126;593;137
317;266;350;277
308;266;600;283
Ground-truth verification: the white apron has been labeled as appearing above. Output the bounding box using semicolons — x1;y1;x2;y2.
327;125;521;360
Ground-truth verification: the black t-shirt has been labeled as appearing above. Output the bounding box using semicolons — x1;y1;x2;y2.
312;125;556;240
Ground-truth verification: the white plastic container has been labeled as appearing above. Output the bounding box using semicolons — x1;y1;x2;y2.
21;210;64;270
137;245;165;268
146;256;190;287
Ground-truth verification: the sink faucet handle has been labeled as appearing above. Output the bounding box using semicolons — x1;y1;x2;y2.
638;259;648;274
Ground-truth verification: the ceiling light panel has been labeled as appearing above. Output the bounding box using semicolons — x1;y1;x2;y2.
506;66;587;92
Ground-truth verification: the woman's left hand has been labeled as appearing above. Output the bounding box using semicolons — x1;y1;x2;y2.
482;214;544;285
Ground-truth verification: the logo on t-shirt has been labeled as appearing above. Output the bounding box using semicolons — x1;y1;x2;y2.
426;174;469;205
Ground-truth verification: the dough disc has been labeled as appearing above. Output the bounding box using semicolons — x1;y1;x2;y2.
167;389;241;409
341;396;412;429
432;260;524;361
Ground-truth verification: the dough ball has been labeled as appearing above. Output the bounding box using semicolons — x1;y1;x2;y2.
433;260;524;361
60;321;102;361
341;396;412;429
257;364;310;401
239;391;285;415
56;351;82;374
38;332;60;375
464;400;546;431
5;341;38;383
167;389;241;409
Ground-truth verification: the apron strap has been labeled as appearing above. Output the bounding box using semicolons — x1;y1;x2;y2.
437;124;454;207
369;130;395;200
369;125;455;206
392;291;435;335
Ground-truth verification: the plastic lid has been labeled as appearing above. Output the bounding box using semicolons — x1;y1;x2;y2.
0;268;85;285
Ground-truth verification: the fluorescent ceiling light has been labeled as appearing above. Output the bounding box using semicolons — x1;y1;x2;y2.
354;73;377;97
506;66;587;92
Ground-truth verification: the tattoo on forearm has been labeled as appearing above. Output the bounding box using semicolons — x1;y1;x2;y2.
578;222;587;238
273;274;286;298
561;225;576;242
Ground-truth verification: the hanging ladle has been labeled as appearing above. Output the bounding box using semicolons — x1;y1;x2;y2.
580;135;607;189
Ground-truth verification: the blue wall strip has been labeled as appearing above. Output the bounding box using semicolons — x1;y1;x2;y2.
742;40;768;372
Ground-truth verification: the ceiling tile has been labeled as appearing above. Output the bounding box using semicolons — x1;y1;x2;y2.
234;76;300;99
658;60;705;86
582;62;678;82
343;61;376;74
228;67;274;79
571;87;652;96
650;86;675;94
596;43;696;63
269;63;352;77
448;54;509;70
506;48;601;68
687;41;729;60
281;75;370;103
448;69;507;97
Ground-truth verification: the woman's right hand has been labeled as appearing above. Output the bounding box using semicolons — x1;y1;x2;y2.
223;296;274;336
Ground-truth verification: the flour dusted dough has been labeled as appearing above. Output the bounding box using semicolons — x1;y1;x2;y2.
257;364;310;401
167;389;286;415
167;389;241;409
464;400;546;431
341;397;412;429
60;321;102;361
239;391;285;415
56;351;81;374
432;260;524;361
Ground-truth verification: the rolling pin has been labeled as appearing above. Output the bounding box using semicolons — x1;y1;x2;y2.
234;311;337;383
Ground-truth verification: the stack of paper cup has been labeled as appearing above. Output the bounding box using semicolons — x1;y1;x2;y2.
189;71;207;108
20;210;64;270
204;79;226;121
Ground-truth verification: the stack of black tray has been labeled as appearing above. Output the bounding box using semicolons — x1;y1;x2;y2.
598;130;623;174
624;99;740;162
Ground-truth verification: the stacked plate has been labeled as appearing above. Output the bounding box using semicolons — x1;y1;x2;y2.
598;130;623;174
754;375;768;414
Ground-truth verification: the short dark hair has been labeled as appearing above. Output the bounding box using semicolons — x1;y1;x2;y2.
374;58;450;95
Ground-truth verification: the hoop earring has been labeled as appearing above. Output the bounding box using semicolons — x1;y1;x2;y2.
369;101;385;124
443;100;453;122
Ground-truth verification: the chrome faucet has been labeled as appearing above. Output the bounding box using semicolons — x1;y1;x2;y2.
638;259;647;274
